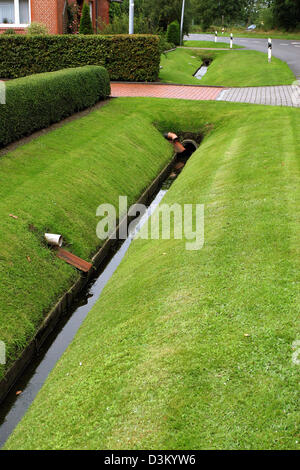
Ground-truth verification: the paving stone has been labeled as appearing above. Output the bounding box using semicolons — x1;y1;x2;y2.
217;85;300;107
111;83;222;101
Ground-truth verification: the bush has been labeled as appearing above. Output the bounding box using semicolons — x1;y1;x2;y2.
159;34;174;54
99;13;161;35
2;29;16;35
27;22;49;35
259;8;276;31
167;21;180;46
0;65;110;147
0;35;160;82
79;3;93;34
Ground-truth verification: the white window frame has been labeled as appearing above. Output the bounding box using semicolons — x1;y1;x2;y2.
0;0;31;28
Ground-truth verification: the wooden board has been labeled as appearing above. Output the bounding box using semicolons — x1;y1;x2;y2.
56;248;92;273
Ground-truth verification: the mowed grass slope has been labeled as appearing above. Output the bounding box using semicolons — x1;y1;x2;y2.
0;101;173;381
6;98;300;450
160;49;295;86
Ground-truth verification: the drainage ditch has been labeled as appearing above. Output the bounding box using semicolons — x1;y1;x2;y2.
194;58;213;80
0;134;199;447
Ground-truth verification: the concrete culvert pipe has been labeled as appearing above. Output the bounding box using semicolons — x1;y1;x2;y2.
45;233;63;247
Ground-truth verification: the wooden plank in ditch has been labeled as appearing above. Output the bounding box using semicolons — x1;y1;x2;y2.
56;248;92;273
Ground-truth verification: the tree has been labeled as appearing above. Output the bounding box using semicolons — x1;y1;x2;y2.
167;21;180;45
143;0;193;34
273;0;300;30
194;0;249;29
79;2;93;34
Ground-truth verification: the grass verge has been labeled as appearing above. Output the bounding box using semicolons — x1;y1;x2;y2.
160;49;295;86
5;97;300;450
183;40;243;49
190;27;300;40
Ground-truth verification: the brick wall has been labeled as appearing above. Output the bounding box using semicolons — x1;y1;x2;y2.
0;0;111;35
31;0;58;34
98;0;109;26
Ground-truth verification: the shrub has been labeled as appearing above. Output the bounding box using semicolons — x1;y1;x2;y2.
159;34;174;54
79;3;93;34
0;35;160;82
98;13;161;35
2;29;16;35
167;21;180;46
27;22;49;35
0;66;110;147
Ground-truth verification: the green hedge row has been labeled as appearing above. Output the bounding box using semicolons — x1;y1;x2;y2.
0;65;110;147
0;35;160;81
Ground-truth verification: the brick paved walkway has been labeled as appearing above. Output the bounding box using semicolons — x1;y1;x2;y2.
217;85;300;107
111;83;300;108
110;83;222;101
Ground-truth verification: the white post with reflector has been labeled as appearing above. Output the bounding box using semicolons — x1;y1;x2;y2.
268;38;272;63
230;33;233;49
215;31;218;43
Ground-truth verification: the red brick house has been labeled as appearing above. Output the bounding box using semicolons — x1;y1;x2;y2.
0;0;116;34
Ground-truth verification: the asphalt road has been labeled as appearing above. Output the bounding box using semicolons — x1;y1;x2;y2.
185;33;300;80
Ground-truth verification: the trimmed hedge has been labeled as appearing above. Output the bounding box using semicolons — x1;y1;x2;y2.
167;21;180;46
0;35;160;81
0;65;110;147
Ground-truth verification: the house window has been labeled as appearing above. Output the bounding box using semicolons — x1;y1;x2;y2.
0;0;30;26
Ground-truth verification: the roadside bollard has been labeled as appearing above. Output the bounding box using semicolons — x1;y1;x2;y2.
215;31;218;43
230;33;233;49
268;38;272;63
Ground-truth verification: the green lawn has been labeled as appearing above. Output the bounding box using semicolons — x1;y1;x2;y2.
183;40;243;49
160;49;295;86
190;27;300;40
0;101;173;382
5;97;300;450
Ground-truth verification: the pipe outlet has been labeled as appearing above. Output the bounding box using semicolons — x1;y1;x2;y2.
45;233;63;247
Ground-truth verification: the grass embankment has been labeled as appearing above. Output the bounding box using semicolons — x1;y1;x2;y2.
6;98;300;450
183;40;243;49
160;48;295;86
0;102;173;381
190;26;300;40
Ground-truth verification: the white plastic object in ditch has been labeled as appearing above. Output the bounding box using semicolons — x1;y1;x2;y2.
45;233;63;247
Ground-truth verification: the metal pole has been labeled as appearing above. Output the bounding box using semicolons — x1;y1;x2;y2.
180;0;186;46
129;0;134;35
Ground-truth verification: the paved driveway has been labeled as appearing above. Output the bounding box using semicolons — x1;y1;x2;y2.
111;83;222;100
185;34;300;80
111;83;299;107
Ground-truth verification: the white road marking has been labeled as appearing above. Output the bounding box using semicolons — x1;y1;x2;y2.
294;45;300;48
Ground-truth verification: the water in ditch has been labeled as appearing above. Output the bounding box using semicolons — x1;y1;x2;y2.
0;139;198;448
0;189;168;448
194;65;208;79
